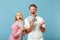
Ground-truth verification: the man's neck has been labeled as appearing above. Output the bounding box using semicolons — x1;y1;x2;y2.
31;14;37;17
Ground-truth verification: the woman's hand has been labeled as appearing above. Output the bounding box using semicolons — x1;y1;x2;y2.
20;27;25;32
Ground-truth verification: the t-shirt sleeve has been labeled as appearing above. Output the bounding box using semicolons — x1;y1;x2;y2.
24;18;30;29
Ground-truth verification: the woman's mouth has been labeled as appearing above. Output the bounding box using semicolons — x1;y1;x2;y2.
19;18;21;19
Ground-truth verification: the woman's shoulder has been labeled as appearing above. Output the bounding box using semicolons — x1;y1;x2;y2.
11;22;18;29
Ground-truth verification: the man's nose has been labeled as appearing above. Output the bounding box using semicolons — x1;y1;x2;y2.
32;10;34;12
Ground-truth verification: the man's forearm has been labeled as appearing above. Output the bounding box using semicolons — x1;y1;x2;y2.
25;27;33;34
40;26;45;32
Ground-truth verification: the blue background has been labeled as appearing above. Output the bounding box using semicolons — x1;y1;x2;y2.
0;0;60;40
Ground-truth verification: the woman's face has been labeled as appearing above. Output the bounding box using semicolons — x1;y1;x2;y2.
16;13;23;20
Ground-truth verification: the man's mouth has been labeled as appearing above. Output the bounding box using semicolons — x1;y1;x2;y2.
32;12;35;14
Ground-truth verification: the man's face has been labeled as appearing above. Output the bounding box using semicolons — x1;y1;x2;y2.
29;7;37;16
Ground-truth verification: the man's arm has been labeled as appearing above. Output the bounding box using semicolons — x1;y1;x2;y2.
25;22;34;34
39;25;45;32
39;21;45;32
25;27;32;34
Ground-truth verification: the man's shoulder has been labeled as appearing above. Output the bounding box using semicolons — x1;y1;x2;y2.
37;16;43;19
25;16;30;21
37;16;44;21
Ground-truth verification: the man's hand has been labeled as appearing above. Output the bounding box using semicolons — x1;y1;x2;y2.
25;22;34;34
39;21;45;32
29;22;34;27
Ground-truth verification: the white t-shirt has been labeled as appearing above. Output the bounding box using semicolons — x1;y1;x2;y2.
25;16;45;40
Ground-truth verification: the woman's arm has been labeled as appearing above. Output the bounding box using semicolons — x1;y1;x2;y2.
12;24;20;38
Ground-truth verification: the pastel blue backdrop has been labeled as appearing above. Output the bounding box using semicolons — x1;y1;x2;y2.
0;0;60;40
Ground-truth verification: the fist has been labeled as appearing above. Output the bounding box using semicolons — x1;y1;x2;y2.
39;21;44;27
29;22;34;27
20;27;25;32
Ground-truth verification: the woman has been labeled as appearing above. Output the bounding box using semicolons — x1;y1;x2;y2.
9;12;25;40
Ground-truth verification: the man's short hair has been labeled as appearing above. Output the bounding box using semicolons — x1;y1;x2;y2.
29;4;37;9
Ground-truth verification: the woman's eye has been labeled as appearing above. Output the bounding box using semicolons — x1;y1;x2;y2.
17;15;19;16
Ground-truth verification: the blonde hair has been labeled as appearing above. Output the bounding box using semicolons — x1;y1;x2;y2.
14;12;23;22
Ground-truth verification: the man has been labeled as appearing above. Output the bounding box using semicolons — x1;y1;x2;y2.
25;4;46;40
